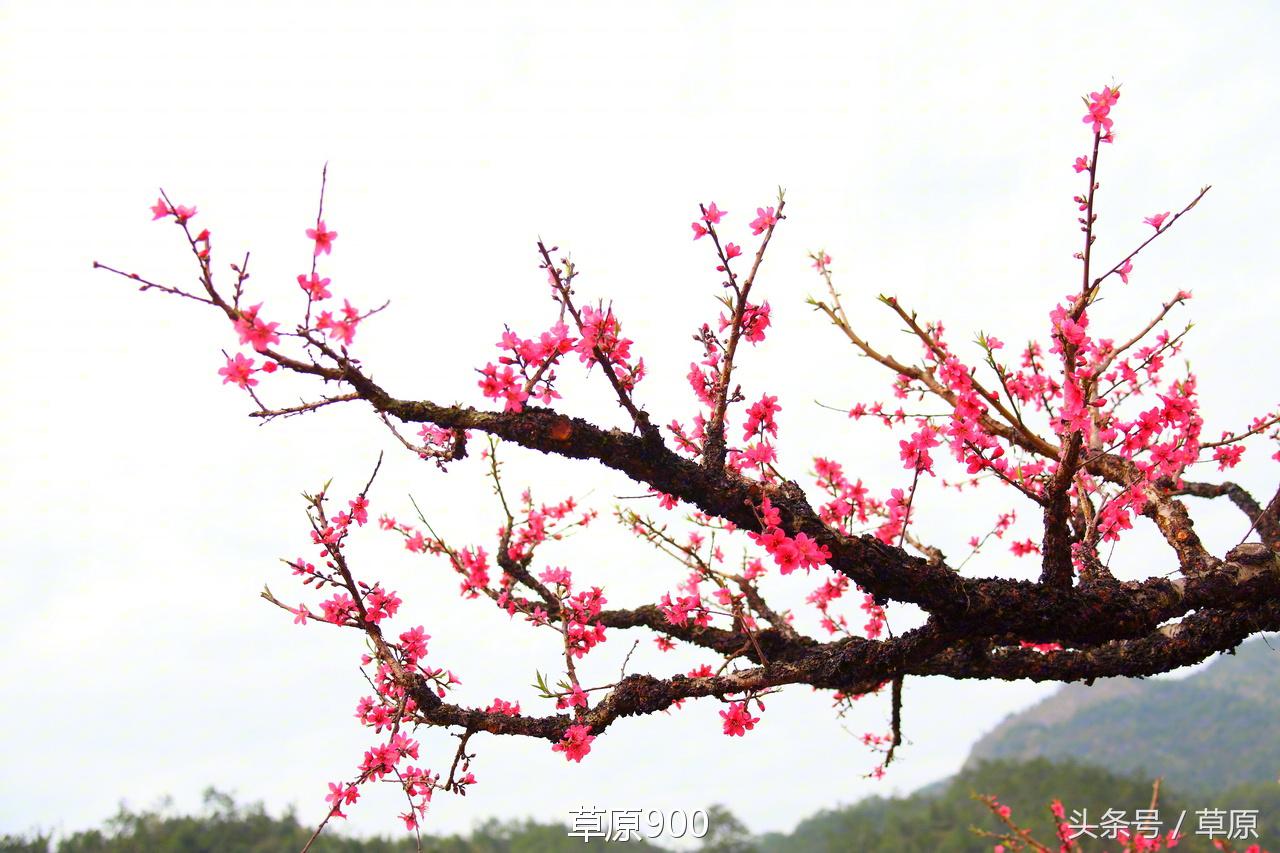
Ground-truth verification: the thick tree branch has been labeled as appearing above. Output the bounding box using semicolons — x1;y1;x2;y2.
1178;479;1280;550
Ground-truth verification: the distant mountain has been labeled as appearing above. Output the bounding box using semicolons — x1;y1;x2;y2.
965;636;1280;795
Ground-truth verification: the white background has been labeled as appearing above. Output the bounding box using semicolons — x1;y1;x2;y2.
3;0;1278;843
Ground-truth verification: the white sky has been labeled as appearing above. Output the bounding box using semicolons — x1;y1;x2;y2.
3;0;1279;843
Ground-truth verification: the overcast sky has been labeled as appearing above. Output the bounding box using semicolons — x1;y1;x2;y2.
3;0;1279;844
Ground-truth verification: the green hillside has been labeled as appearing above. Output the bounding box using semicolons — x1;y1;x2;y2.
966;636;1280;795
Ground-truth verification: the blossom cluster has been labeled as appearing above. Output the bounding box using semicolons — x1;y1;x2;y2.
746;498;831;575
670;198;779;466
279;487;466;832
160;198;372;393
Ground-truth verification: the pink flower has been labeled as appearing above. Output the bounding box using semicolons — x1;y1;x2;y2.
365;587;401;624
743;393;781;440
398;626;430;662
319;593;357;624
149;198;197;223
749;206;777;236
298;272;332;300
1144;211;1170;230
691;221;708;240
316;305;359;347
539;566;573;587
736;301;771;344
702;202;726;225
1083;104;1112;134
1082;85;1119;134
552;724;595;762
1213;445;1245;470
1010;539;1040;556
719;701;760;736
306;220;338;256
478;363;529;412
1072;156;1089;173
1091;86;1119;108
233;303;281;352
812;252;831;271
898;425;940;474
347;495;369;526
724;243;741;260
1117;258;1133;284
1080;85;1121;134
218;353;257;388
658;592;700;626
324;781;358;817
